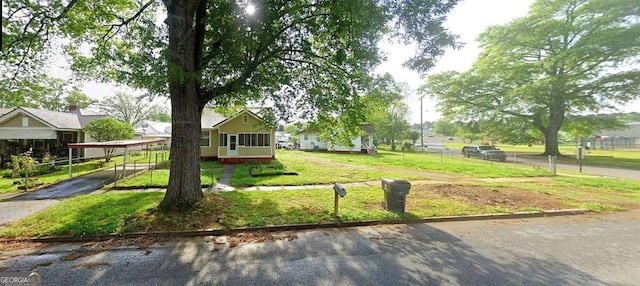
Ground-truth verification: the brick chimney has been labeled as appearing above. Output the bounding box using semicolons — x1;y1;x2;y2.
68;105;79;113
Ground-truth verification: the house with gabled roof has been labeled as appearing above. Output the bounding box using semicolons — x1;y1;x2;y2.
0;106;111;165
299;124;376;153
135;120;172;148
200;108;276;163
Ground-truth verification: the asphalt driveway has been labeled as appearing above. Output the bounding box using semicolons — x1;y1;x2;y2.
0;165;147;225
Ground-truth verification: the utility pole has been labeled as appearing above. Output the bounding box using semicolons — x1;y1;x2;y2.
420;94;424;153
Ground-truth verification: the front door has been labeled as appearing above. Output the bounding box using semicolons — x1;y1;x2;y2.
228;134;238;157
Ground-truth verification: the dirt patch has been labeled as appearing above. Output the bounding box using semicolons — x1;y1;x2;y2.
227;230;298;248
0;241;45;252
409;183;570;211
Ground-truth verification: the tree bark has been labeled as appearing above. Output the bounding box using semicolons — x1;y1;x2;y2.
160;0;204;210
543;127;560;156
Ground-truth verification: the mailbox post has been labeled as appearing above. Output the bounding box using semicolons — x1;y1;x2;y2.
333;183;347;217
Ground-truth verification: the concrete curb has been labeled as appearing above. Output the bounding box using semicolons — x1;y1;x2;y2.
0;209;589;244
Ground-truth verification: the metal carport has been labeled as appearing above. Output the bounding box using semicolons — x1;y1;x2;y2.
66;139;166;178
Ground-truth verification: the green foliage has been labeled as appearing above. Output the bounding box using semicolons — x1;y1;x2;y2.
147;104;171;122
365;74;412;150
10;153;37;178
84;117;135;162
98;92;154;125
409;131;420;144
3;0;461;208
426;0;640;156
433;120;458;137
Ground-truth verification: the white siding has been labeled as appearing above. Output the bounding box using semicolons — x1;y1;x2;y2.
300;133;327;150
328;137;361;152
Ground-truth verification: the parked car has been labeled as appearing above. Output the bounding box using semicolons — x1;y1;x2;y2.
461;145;507;162
276;141;294;149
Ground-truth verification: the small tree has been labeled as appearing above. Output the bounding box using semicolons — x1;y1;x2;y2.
409;131;420;144
84;118;135;162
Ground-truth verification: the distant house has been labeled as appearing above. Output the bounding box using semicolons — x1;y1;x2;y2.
135;120;172;148
0;106;122;165
592;122;640;149
299;124;376;153
200;109;276;163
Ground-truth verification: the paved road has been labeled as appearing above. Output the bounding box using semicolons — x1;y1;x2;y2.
2;211;639;285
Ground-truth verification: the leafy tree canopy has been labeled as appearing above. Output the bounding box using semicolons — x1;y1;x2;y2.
424;0;640;155
3;0;461;209
83;117;135;161
98;92;155;126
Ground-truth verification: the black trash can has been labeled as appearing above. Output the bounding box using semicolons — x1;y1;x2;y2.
381;178;411;213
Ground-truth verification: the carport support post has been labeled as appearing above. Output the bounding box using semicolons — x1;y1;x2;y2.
122;147;128;179
68;148;72;179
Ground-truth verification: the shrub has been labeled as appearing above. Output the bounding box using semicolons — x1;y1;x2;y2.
11;153;38;178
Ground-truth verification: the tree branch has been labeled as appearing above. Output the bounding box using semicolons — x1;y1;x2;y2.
100;0;157;42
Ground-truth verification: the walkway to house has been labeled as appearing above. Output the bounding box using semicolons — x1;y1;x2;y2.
212;164;236;192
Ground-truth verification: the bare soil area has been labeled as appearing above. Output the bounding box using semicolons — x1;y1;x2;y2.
409;183;570;211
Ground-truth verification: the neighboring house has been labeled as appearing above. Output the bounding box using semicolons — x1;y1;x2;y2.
0;105;140;166
591;122;640;149
600;122;640;138
0;106;128;166
200;109;276;163
299;124;376;153
275;131;291;143
135;120;172;149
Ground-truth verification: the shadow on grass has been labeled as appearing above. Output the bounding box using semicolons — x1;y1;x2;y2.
218;191;419;228
1;192;163;238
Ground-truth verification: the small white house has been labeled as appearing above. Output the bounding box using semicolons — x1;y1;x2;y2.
299;124;375;153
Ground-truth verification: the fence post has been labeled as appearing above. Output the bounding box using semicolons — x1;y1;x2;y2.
548;155;557;175
114;162;118;187
133;160;137;174
25;164;29;193
513;153;517;168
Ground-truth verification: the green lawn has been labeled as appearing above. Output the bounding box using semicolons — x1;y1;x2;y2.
231;154;422;187
111;161;222;189
3;174;639;238
281;149;550;178
2;148;639;239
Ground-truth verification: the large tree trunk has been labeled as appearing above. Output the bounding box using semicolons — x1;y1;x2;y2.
543;127;560;156
160;0;204;210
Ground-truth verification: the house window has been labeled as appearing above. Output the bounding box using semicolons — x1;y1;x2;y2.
239;133;270;146
243;115;248;123
260;134;270;146
219;134;227;146
304;134;308;140
22;117;29;127
201;131;210;147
